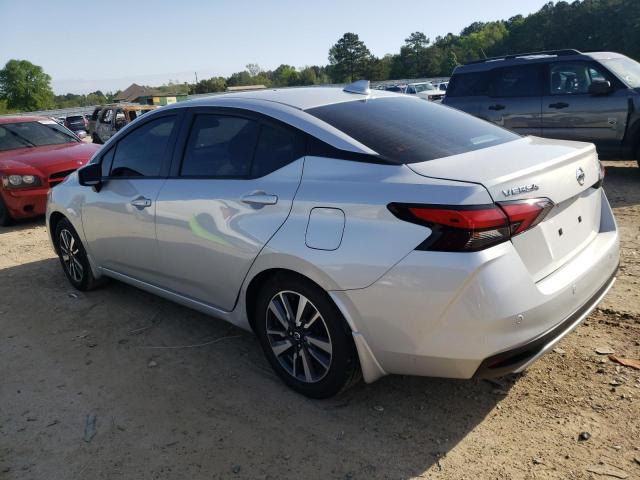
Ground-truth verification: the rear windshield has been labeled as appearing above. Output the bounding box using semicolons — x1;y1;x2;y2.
306;96;519;164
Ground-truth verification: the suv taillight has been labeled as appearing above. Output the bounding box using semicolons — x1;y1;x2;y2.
388;198;553;252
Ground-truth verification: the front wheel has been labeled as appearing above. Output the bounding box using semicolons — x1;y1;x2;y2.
54;218;104;290
255;274;361;398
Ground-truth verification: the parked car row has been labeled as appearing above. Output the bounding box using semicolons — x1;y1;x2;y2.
374;81;448;101
3;49;635;399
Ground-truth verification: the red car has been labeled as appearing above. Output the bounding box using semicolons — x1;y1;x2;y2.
0;116;101;225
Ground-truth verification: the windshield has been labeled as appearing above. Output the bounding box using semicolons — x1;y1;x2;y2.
414;83;435;92
600;56;640;88
0;120;78;152
306;96;519;164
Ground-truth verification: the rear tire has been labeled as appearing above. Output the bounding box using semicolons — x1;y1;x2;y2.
54;218;104;291
0;196;13;227
255;273;361;398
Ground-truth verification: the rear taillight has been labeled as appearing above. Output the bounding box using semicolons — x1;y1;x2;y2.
388;198;553;252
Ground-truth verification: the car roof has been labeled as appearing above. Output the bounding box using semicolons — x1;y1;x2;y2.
453;50;628;74
180;86;399;111
0;116;52;124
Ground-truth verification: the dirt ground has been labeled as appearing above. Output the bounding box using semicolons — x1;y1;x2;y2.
1;161;639;480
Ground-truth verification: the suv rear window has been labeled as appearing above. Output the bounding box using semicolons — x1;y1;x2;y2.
306;96;519;164
446;72;490;97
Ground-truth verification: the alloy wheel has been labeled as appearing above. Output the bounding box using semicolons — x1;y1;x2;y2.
59;228;84;283
265;290;333;383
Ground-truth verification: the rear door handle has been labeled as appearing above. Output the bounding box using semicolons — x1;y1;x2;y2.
130;196;152;209
241;192;278;207
549;102;569;109
488;104;506;111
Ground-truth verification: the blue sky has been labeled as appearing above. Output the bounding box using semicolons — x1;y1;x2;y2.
0;0;551;94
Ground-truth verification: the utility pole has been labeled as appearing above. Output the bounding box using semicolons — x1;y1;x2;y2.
195;72;198;84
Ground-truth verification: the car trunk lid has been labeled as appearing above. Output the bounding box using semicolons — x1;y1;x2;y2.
406;136;603;281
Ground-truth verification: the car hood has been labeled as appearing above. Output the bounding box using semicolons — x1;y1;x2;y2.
0;142;101;176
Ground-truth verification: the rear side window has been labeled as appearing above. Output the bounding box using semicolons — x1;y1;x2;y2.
306;96;519;164
252;125;297;177
490;65;541;97
110;116;176;177
181;115;259;177
446;72;489;97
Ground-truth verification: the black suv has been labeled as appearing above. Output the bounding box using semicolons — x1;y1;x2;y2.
442;49;640;162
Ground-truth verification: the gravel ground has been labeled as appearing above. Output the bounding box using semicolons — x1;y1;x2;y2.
0;161;639;480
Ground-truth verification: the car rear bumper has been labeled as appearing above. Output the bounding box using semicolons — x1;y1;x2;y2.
334;189;620;382
1;187;48;219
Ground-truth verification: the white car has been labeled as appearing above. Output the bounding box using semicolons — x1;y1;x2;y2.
47;81;619;398
404;82;446;101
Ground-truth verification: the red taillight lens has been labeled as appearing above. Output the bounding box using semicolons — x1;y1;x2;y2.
388;198;553;252
497;198;554;236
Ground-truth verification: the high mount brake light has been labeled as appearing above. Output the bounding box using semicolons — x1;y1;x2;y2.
388;198;553;252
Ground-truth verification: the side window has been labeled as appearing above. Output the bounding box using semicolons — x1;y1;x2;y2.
110;116;176;177
490;65;541;97
181;114;259;177
549;62;608;95
100;146;115;177
446;72;490;97
91;108;101;121
406;86;417;94
252;124;297;178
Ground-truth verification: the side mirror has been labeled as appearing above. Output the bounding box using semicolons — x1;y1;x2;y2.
588;80;611;95
78;162;102;189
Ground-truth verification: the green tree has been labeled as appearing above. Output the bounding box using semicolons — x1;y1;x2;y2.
442;51;460;75
328;33;372;82
0;59;54;111
273;64;299;86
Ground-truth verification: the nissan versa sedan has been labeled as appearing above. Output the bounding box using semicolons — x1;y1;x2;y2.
46;82;619;398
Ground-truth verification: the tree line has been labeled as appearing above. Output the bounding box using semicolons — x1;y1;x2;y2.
2;0;639;113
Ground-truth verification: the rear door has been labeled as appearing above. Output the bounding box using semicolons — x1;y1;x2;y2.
482;64;543;136
541;60;629;152
82;113;179;283
154;108;305;311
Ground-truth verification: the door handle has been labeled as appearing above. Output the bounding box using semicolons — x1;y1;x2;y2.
488;104;506;111
241;192;278;207
549;102;569;109
130;196;152;209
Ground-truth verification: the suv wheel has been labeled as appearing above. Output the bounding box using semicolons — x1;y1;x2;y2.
255;274;361;398
54;218;104;290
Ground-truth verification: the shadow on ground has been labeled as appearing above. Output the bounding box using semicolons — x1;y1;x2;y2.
0;216;45;235
0;258;513;479
603;162;640;208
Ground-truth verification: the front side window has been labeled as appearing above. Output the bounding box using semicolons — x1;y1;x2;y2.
549;62;609;95
109;116;176;177
181;115;259;177
0;121;78;152
446;72;490;97
490;65;541;97
306;96;519;164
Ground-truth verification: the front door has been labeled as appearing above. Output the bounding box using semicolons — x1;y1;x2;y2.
541;61;629;154
82;114;179;282
155;110;305;311
482;64;543;136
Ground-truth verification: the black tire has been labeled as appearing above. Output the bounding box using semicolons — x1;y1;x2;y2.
54;218;104;291
0;196;13;227
255;273;361;398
